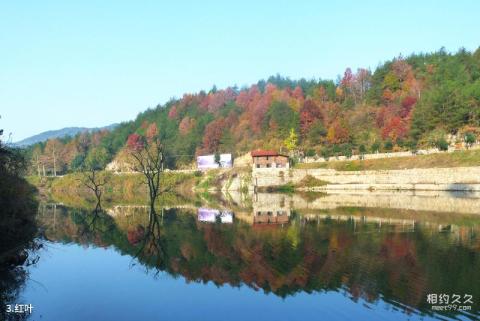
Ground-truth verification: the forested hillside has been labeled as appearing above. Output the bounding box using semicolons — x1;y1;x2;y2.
27;47;480;173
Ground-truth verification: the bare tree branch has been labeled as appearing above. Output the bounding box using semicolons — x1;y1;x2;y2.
128;136;164;215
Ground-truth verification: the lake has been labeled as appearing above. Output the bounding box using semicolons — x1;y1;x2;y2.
5;191;480;321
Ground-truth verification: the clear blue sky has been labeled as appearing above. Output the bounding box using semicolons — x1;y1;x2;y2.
1;0;479;141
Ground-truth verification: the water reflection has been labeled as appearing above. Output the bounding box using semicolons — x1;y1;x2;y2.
253;194;290;226
0;176;39;321
34;195;480;320
198;208;234;224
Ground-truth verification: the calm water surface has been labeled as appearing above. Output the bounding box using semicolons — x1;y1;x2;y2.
9;195;480;321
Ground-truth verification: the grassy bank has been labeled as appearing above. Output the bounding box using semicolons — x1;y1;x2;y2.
295;149;480;171
29;168;254;209
258;175;328;193
28;171;199;207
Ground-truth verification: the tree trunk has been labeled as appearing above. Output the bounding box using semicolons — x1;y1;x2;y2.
53;150;57;177
36;156;40;177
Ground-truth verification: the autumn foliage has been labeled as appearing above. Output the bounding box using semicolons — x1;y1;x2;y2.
27;47;480;172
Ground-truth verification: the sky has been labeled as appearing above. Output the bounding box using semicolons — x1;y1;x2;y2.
1;0;479;141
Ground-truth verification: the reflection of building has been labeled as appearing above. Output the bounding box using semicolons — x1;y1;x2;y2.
252;193;291;226
251;150;289;169
254;210;290;225
197;208;234;224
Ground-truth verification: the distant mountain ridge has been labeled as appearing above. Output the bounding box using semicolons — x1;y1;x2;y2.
15;124;118;147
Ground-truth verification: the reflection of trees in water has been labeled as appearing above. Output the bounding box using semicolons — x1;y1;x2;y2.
38;205;480;319
38;204;118;248
0;266;29;321
0;170;39;320
131;209;166;273
0;128;45;320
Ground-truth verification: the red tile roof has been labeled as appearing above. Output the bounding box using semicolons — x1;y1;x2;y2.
251;150;288;157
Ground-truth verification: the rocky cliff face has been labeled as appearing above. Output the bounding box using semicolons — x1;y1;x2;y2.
220;169;253;193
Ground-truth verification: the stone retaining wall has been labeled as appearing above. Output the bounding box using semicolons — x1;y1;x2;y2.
252;166;480;191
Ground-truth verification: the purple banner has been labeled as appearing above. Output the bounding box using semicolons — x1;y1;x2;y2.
197;154;232;170
198;208;233;224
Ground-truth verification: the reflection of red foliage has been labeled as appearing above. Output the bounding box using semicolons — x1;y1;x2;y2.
201;225;234;259
379;236;426;306
381;237;415;260
127;225;145;245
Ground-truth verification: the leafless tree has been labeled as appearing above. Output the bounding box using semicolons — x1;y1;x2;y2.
75;164;110;236
75;156;108;213
128;136;164;215
82;168;107;213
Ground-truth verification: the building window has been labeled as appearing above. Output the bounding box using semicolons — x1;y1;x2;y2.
266;163;271;168
256;164;260;168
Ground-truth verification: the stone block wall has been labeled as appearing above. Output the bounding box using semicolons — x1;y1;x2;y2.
252;167;480;191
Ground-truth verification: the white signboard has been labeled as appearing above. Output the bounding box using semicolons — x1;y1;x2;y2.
196;154;232;170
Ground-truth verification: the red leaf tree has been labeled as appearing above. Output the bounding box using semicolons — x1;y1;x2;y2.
126;133;144;151
202;118;226;153
299;99;322;137
146;123;159;140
